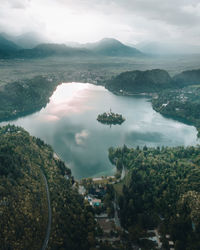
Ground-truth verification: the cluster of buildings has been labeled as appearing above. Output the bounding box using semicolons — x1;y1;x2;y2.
142;230;175;249
84;185;107;207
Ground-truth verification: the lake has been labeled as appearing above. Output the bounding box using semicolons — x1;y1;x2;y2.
2;82;199;179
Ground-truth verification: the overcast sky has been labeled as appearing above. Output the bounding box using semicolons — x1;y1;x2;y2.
1;0;200;45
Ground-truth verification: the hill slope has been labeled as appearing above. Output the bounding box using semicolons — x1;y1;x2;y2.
17;43;93;58
90;38;142;57
0;34;21;58
173;69;200;86
0;125;96;250
109;145;200;249
106;69;173;93
1;32;45;49
0;76;59;121
0;36;142;58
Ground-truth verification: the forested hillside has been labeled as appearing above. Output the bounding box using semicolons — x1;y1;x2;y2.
0;76;59;121
106;69;174;94
173;69;200;86
0;125;96;250
109;145;200;249
106;68;200;94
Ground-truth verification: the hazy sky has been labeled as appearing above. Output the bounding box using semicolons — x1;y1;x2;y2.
1;0;200;44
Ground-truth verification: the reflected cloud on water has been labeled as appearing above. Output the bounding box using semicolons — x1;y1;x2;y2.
1;82;199;179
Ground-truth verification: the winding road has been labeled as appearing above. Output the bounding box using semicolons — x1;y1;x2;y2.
120;165;125;180
41;172;52;250
113;193;121;229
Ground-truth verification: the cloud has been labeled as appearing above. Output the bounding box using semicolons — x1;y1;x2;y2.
75;130;89;145
10;0;29;9
1;0;29;9
0;0;200;44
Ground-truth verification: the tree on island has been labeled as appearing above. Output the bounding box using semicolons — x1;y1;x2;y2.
97;109;125;125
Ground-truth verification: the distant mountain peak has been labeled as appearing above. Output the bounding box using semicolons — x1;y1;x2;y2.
64;38;142;57
98;37;123;44
0;32;47;49
0;34;21;51
90;38;142;57
0;35;143;58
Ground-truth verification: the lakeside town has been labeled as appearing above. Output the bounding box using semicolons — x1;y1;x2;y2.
73;172;175;250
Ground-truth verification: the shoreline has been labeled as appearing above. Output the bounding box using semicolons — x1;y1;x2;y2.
110;89;200;138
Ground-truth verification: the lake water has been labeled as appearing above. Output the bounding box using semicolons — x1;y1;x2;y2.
2;82;199;179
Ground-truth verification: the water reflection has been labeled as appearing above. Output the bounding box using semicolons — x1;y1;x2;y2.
1;82;199;179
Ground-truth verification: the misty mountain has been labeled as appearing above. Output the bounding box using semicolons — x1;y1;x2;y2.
134;41;200;55
0;34;21;58
1;32;46;49
0;35;142;58
65;41;83;48
0;34;21;50
17;43;93;58
84;38;142;56
66;38;142;56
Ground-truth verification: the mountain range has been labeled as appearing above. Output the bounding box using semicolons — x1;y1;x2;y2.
0;34;21;58
1;31;200;58
68;38;142;56
0;33;142;59
0;32;47;49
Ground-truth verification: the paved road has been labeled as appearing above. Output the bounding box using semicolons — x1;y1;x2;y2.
41;172;52;250
120;165;125;180
113;193;121;228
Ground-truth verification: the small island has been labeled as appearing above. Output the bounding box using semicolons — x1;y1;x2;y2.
97;109;125;125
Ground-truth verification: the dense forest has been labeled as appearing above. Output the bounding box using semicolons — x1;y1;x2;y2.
109;145;200;249
173;69;200;86
106;69;174;94
106;68;200;94
0;125;97;250
97;111;125;125
0;76;59;121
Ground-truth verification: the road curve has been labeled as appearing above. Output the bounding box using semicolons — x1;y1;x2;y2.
120;165;125;180
41;172;52;250
113;193;121;229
